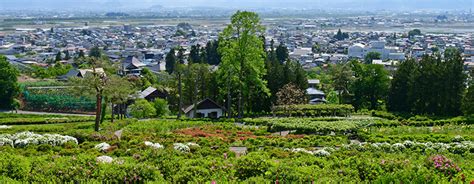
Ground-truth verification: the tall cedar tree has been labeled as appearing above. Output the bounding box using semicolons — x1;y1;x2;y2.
165;48;176;74
188;44;201;63
462;69;474;115
387;59;417;113
388;48;466;116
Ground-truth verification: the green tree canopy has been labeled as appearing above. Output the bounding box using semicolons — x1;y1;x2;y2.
351;61;390;110
276;83;306;106
153;98;170;117
364;52;381;64
165;48;176;74
0;56;20;109
463;69;474;116
218;11;269;118
129;99;156;119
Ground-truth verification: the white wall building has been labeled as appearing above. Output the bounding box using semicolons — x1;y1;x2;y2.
348;41;405;61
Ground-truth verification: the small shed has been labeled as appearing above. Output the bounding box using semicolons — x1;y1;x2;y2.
182;98;225;119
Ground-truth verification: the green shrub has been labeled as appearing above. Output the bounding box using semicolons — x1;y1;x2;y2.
0;154;31;181
235;152;273;180
152;98;170;117
129;99;156;119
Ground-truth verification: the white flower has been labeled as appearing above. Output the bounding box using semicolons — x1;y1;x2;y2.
0;125;11;129
403;140;415;148
96;156;114;164
378;142;392;152
95;142;111;152
186;142;200;147
323;147;335;153
0;137;13;147
291;148;313;154
0;132;78;148
391;143;405;151
314;149;331;157
144;141;163;149
452;135;464;142
173;143;190;153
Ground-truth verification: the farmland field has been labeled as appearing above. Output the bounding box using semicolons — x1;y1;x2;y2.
0;113;473;183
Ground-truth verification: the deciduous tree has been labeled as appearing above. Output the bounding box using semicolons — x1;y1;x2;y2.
218;11;269;119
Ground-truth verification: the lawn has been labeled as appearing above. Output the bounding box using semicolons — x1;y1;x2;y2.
0;113;472;183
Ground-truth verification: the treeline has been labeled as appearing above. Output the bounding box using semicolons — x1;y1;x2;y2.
388;48;468;116
162;42;308;115
324;47;472;117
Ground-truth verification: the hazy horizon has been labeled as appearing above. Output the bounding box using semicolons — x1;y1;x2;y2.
1;0;473;11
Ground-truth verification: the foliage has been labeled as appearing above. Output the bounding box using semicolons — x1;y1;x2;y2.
462;69;474;116
152;98;170;117
165;48;176;74
22;87;96;112
326;91;339;104
387;59;417;113
0;115;473;182
330;63;353;104
388;48;466;116
29;63;72;79
264;41;308;113
0;55;20;110
276;83;306;106
218;11;269;118
68;56;119;131
0;115;94;125
364;51;381;64
129;99;156;119
408;29;422;38
334;29;349;40
235;152;272;180
351;61;390;111
272;104;354;117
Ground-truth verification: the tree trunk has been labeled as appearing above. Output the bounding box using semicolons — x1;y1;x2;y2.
177;72;182;119
100;96;107;124
94;93;102;131
192;78;198;118
111;103;114;123
238;72;243;119
227;80;232;119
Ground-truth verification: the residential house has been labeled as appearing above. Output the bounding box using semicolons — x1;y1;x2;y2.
58;68;105;80
138;86;167;102
119;56;146;76
182;98;226;119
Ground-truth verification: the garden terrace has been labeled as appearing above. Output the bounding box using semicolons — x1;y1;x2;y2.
0;113;473;182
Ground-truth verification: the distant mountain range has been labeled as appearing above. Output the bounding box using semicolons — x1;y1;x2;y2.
1;0;472;11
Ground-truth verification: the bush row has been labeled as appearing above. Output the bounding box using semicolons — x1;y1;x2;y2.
0;116;95;125
272;104;354;117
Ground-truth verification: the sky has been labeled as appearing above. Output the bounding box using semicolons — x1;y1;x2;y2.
1;0;473;11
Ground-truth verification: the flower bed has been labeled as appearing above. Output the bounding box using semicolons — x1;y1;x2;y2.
0;131;78;147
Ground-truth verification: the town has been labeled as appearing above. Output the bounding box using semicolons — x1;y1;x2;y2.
0;1;473;183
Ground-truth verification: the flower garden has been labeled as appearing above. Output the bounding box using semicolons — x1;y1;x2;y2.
0;113;473;183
